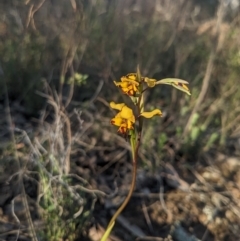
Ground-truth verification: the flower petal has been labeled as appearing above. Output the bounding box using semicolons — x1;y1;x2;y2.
140;109;162;118
114;81;129;88
127;119;134;129
122;87;130;94
126;73;137;80
120;106;135;121
144;77;156;87
121;73;139;85
127;89;134;96
111;116;123;126
110;102;125;110
118;125;127;134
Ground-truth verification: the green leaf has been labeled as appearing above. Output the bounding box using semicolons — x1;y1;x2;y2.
190;113;200;127
205;133;219;150
190;126;200;141
136;65;141;83
176;126;182;138
156;78;191;95
130;96;139;105
158;133;167;149
156;78;189;84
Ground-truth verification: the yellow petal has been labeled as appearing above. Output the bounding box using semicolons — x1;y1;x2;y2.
111;116;123;126
121;76;139;86
132;84;138;92
127;89;134;96
120;106;135;120
114;81;129;89
122;87;130;94
125;73;137;81
110;102;125;110
113;81;121;86
140;109;162;118
144;78;156;87
127;119;134;129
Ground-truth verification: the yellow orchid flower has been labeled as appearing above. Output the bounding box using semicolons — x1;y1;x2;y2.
114;73;141;96
103;69;190;241
110;102;135;134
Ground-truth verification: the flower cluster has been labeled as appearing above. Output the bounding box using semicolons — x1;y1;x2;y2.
113;73;160;97
110;101;162;134
113;74;140;96
110;72;190;135
110;102;135;134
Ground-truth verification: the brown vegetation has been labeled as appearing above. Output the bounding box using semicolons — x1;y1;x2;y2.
0;0;240;240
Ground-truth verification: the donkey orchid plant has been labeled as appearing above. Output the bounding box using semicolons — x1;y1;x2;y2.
101;67;190;241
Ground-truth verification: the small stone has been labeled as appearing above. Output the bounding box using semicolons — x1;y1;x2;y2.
225;210;236;223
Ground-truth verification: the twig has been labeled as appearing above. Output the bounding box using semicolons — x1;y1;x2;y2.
25;4;34;28
75;139;115;151
142;201;154;234
97;149;127;174
73;185;106;197
159;176;173;223
136;237;163;241
25;0;47;30
110;212;146;238
3;75;38;240
11;198;20;241
69;0;77;12
60;110;72;174
183;1;226;135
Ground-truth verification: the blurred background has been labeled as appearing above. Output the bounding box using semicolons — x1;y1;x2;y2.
0;0;240;240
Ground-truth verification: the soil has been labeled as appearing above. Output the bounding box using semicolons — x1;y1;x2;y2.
1;104;240;241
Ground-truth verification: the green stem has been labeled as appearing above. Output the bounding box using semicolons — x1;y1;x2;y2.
102;68;144;240
106;132;139;229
